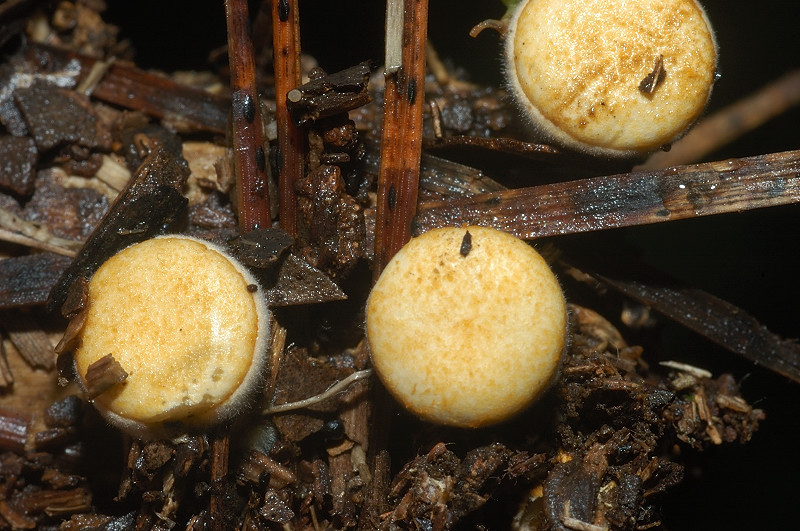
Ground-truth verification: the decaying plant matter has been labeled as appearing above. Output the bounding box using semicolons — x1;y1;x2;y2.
0;1;797;530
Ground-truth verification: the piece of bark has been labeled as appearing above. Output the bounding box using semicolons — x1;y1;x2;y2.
0;136;37;196
14;78;111;151
7;486;92;517
227;227;293;271
287;62;371;126
259;490;295;523
329;450;358;527
357;449;391;530
44;394;83;428
2;311;55;369
0;406;30;453
34;426;80;452
209;432;232;531
271;347;353;442
83;353;128;399
22;169;110;241
266;254;347;307
295;163;365;279
0;253;72;309
27;44;229;134
47;146;190;314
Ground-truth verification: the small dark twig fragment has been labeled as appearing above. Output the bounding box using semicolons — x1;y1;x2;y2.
286;62;371;126
209;432;232;530
84;353;128;399
460;230;472;257
639;54;666;95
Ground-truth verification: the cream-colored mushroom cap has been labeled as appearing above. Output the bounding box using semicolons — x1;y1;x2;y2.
366;226;567;428
74;235;270;438
505;0;718;157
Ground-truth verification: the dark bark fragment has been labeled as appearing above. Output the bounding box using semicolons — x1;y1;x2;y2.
0;253;72;309
34;426;80;452
266;253;347;306
47;146;190;314
14;78;111;151
295;163;364;279
44;395;83;428
287;62;372;126
259;490;295;523
23;169;109;240
0;136;37;196
83;353;128;399
228;227;294;271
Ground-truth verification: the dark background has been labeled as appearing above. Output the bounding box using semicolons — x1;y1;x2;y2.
105;1;799;528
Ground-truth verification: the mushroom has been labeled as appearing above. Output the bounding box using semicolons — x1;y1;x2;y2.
366;226;567;428
72;235;270;439
503;0;718;157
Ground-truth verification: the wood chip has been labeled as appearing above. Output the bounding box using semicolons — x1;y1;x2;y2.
83;353;128;399
3;311;55;369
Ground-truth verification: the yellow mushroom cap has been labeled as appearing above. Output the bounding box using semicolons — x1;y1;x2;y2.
505;0;718;157
74;235;270;438
366;226;567;428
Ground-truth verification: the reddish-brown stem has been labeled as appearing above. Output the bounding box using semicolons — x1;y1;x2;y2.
271;0;304;237
225;0;272;232
373;0;429;279
361;3;429;528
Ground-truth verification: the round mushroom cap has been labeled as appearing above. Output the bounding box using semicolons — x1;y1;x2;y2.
366;226;567;428
74;235;270;438
505;0;717;157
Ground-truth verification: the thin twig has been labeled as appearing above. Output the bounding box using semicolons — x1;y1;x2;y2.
271;0;304;237
262;369;372;415
225;0;272;231
0;208;82;256
0;228;78;257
